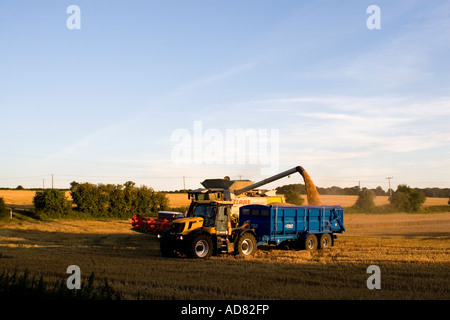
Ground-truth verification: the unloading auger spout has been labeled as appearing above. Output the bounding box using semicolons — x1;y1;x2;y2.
233;166;322;206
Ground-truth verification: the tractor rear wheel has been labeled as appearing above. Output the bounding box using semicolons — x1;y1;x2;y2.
234;233;257;257
187;233;213;259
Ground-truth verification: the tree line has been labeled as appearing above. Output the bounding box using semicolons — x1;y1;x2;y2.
276;184;450;198
1;181;449;219
31;181;169;219
353;185;427;213
277;183;449;213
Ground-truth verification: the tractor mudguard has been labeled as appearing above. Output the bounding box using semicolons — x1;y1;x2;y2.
231;227;256;242
184;228;210;242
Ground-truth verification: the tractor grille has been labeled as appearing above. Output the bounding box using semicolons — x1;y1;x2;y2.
171;222;185;234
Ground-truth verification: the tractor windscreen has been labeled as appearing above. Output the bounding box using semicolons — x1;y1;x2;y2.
191;204;216;227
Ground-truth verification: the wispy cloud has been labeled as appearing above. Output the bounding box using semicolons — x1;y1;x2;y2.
169;61;260;96
291;3;450;93
250;95;450;158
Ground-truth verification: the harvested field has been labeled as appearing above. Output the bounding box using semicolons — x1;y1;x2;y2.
166;193;191;208
0;190;72;209
0;212;449;300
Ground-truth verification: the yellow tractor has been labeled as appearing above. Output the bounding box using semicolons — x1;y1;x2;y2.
159;198;256;258
159;166;321;259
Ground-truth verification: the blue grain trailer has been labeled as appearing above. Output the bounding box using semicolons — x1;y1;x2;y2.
239;204;345;251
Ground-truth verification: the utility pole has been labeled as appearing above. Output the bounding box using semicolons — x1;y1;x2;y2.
385;177;393;197
43;179;46;190
51;174;54;189
183;176;186;192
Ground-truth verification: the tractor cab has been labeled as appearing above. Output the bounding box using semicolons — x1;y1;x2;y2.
170;200;234;236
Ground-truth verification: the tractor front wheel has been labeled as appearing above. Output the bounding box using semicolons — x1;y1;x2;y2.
187;234;213;259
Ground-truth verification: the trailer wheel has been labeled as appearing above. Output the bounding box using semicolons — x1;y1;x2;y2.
304;234;318;251
235;233;257;257
187;234;213;259
318;233;332;249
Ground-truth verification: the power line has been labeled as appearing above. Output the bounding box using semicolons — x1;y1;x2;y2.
0;172;448;191
0;175;48;181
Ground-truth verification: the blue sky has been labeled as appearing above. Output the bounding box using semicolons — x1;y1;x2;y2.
0;0;449;191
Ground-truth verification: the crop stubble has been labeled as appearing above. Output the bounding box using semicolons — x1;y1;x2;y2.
1;211;449;299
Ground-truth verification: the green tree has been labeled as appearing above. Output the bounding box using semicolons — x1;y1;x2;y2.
390;184;426;212
106;184;127;216
70;181;169;218
123;181;138;213
0;197;9;219
355;188;376;211
276;184;306;195
134;185;169;216
70;182;109;217
374;186;386;196
33;189;71;218
284;189;304;205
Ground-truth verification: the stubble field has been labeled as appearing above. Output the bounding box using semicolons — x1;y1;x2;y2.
0;191;449;300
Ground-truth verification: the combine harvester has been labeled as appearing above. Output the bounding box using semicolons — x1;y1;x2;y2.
158;166;345;258
187;174;287;225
